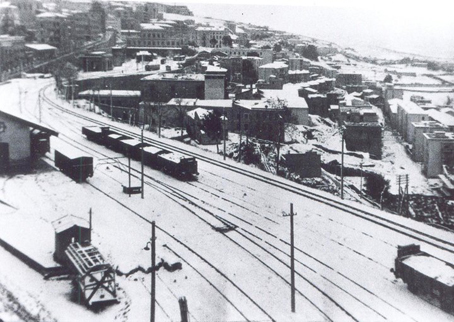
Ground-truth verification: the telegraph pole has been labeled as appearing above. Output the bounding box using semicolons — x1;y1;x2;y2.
340;126;345;200
110;83;113;121
141;127;144;199
223;105;226;160
283;203;296;313
38;91;42;123
151;221;156;322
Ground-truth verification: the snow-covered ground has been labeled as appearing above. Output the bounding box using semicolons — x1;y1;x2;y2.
1;79;454;322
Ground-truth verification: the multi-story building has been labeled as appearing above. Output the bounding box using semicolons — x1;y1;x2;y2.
126;22;184;48
8;0;41;28
423;131;454;178
0;35;26;81
221;47;273;65
394;99;428;142
141;73;205;102
165;5;193;16
427;109;454;132
195;25;228;48
68;11;104;44
258;61;288;82
336;73;362;88
35;12;73;52
288;57;311;71
410;121;447;162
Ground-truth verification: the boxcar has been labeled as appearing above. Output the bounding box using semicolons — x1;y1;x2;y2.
54;149;93;183
157;151;198;179
142;146;168;168
106;134;131;152
393;244;454;313
119;139;150;160
82;126;110;144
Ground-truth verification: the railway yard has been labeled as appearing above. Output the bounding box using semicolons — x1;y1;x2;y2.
0;78;454;321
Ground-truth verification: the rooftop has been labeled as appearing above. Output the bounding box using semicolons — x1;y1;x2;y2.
427;109;454;127
187;107;212;120
78;90;141;97
423;131;454;140
25;43;57;51
140;23;164;31
141;73;204;81
51;215;89;234
259;62;288;69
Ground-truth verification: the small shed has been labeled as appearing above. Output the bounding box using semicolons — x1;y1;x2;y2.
52;215;91;264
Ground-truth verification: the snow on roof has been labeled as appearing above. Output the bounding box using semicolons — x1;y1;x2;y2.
120;139;142;147
403;255;454;286
195;99;232;108
0;109;58;136
261;83;308;109
78;90;141;98
259;62;288;69
393;99;426;114
196;26;225;31
143;146;165;155
159;151;191;163
140;23;164;31
427;109;454;127
136;50;151;56
36;12;66;18
288;70;310;75
25;43;57;51
206;65;227;73
167;98;197;106
187;107;212;120
52;215;89;234
141;73;204;81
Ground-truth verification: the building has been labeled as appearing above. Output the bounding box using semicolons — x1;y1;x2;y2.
344;122;383;159
288;57;311;71
126;22;184;48
141;73;205;102
79;51;113;72
195;25;228;48
232;100;286;141
0;109;58;172
35;12;73;52
281;150;321;177
204;65;227;99
288;70;311;83
68;10;104;44
25;43;57;64
423;131;454;178
258;61;288;82
395;99;428;142
0;35;27;81
219;47;273;65
9;0;41;28
336;73;362;88
410;121;447;162
77;89;141;120
427;109;454;132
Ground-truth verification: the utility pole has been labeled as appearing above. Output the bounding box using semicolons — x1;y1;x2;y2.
151;221;156;322
283;203;296;313
223;105;227;160
38;91;42;123
110;83;113;121
141;127;144;199
340;126;345;200
359;161;363;194
276;114;283;175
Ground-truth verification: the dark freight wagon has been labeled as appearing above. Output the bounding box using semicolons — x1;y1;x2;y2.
54;149;93;183
118;139;150;160
82;126;110;144
142;146;168;168
393;244;454;313
106;133;131;152
157;151;198;178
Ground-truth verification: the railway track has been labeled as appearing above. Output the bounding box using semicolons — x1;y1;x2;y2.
45;115;420;321
39;83;454;321
40;84;454;255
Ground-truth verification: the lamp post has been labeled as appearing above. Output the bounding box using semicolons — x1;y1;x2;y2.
143;221;156;322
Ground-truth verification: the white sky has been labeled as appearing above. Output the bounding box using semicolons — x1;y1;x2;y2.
149;0;454;59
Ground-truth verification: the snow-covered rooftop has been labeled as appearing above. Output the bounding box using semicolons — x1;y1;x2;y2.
78;90;141;98
141;73;204;81
25;44;57;51
427;109;454;127
51;215;89;234
187;107;212;120
259;62;288;69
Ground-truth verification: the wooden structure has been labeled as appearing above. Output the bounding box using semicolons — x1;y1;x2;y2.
65;242;117;306
52;215;91;264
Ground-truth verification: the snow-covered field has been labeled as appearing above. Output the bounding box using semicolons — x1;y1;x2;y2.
1;79;454;322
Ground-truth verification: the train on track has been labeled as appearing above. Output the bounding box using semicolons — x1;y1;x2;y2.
393;244;454;313
82;126;198;180
54;148;94;183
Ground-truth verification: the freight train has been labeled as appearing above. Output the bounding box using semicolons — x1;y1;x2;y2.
54;148;94;183
393;244;454;313
82;126;198;179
